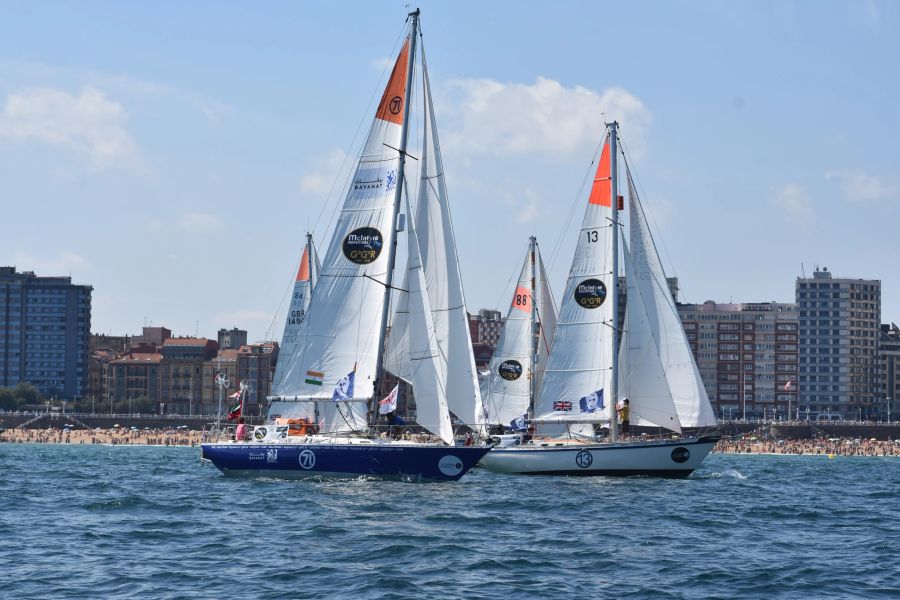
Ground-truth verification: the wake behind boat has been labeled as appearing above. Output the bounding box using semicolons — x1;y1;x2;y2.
203;9;491;482
479;122;719;478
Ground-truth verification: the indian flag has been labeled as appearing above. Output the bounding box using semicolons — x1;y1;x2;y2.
305;370;324;386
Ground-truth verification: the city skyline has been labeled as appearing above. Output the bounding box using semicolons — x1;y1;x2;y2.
2;1;898;342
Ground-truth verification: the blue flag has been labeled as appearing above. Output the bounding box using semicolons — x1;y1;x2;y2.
579;389;604;413
331;370;355;402
509;414;527;431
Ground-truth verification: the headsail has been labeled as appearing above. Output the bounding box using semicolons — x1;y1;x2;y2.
534;137;616;431
623;166;716;428
278;39;412;432
385;53;484;431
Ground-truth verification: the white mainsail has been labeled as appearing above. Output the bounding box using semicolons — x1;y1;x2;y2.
385;56;483;432
623;167;717;428
278;40;412;432
482;240;557;426
534;137;615;431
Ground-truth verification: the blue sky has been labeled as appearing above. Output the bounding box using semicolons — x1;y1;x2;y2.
1;0;897;341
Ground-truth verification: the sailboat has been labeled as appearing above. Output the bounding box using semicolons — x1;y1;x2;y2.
201;9;490;481
481;237;557;433
479;122;719;477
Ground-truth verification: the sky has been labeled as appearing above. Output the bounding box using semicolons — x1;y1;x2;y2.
1;0;898;342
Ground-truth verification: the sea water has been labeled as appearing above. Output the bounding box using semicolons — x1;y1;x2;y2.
1;444;898;599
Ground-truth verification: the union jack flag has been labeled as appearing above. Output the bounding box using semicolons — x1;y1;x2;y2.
553;400;572;412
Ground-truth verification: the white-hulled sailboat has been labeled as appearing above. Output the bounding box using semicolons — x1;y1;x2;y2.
481;237;557;434
201;9;490;481
479;122;719;478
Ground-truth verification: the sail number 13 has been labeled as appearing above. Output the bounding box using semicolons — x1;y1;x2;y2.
585;230;599;243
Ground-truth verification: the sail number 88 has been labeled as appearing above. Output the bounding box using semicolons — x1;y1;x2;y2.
515;294;528;307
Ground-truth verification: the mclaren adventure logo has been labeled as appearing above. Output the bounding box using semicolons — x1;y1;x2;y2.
343;227;384;264
498;360;523;381
574;278;607;309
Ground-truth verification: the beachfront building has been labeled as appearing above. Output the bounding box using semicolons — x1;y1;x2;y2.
217;327;247;350
0;266;92;399
796;268;881;421
677;301;799;421
160;338;219;415
108;349;162;411
880;323;900;422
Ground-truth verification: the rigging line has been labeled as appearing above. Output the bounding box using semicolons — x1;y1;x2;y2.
491;241;529;313
311;21;408;242
547;127;607;274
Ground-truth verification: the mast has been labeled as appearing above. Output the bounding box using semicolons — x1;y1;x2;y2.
306;231;320;427
608;121;620;443
370;8;420;427
528;236;538;421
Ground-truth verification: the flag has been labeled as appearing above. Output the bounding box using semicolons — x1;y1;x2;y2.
227;402;242;421
579;389;604;413
553;400;572;412
229;391;241;401
784;379;793;391
509;414;527;431
332;370;355;401
379;384;399;415
305;370;324;386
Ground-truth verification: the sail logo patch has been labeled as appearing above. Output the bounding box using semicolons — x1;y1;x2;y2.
671;447;690;463
574;278;607;309
438;455;464;477
298;449;317;470
498;360;523;381
575;450;593;468
343;227;384;264
385;169;397;192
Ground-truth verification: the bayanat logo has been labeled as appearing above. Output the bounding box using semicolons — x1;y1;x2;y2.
498;360;523;381
573;278;607;309
343;227;384;264
671;447;690;463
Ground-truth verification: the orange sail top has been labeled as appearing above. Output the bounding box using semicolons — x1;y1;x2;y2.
375;39;410;125
511;286;532;313
295;247;310;282
588;136;612;207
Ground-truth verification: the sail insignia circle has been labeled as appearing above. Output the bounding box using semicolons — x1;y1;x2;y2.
498;360;523;381
573;278;607;309
438;455;464;477
671;447;690;463
343;227;384;264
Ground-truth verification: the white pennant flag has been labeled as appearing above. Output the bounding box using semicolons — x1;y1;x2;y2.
378;384;399;415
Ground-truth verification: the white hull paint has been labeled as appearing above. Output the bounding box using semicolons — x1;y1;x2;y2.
479;435;719;478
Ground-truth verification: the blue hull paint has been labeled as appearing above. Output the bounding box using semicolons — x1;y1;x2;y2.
201;442;491;482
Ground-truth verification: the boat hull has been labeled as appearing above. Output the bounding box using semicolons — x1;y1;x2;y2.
478;436;719;478
201;441;491;482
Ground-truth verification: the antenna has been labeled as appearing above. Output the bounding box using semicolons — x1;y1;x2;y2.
801;262;806;278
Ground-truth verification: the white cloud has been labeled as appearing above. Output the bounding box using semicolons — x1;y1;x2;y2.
300;148;350;196
439;77;651;159
11;251;92;276
0;85;137;169
825;169;896;202
176;212;225;233
772;184;814;225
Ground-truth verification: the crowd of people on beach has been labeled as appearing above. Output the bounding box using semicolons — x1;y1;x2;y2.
714;435;900;457
0;426;204;446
